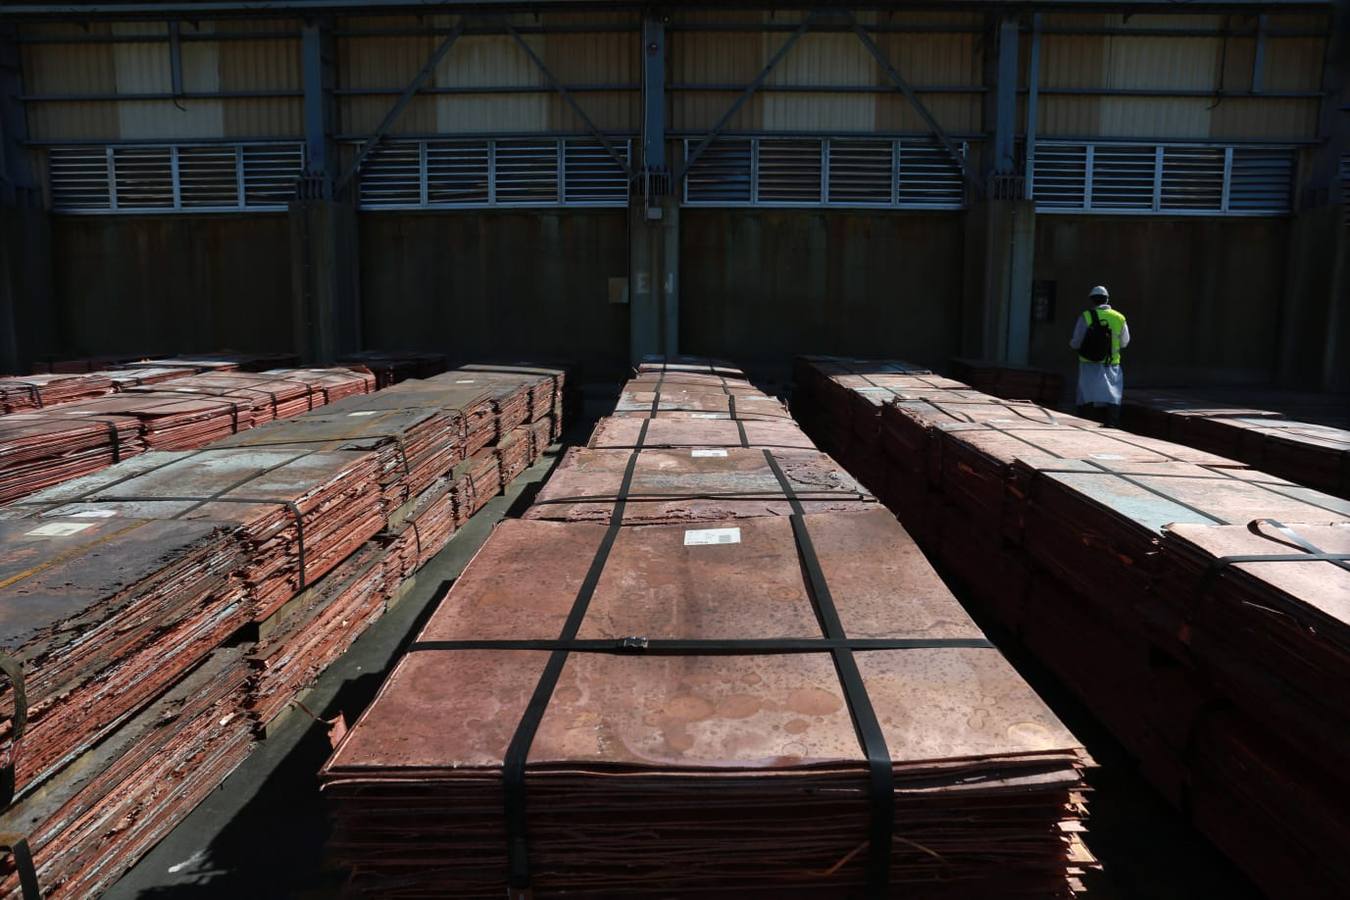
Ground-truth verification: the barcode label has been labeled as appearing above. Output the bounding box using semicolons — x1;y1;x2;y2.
691;449;728;458
455;379;477;384
684;527;741;546
347;411;379;417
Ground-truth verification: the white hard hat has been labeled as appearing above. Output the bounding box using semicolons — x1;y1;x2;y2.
1088;285;1110;299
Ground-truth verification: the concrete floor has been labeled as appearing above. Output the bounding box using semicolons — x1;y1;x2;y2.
102;384;1263;899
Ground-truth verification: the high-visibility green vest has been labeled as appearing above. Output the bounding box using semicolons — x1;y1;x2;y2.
1079;306;1127;365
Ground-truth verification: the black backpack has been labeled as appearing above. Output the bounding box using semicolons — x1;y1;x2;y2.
1079;309;1113;363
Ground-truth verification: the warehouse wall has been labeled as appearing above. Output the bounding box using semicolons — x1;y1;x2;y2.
1028;216;1289;387
358;210;629;368
680;210;965;369
50;214;293;356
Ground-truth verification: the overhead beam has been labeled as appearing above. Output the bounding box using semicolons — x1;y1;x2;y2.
334;18;465;195
1025;14;1042;197
301;18;336;197
0;1;1334;20
678;12;814;180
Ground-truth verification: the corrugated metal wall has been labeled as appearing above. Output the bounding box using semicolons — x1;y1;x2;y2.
17;9;1329;147
21;19;303;142
1037;13;1324;141
668;10;984;136
334;12;639;137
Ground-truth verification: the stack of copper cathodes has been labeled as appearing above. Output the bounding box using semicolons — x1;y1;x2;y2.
320;357;1092;898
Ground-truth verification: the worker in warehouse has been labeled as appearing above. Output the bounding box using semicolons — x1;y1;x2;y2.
1069;285;1130;427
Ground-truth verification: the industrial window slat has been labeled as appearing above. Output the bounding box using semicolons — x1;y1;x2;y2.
1227;149;1295;214
896;139;964;208
425;141;490;206
241;144;303;208
562;139;629;206
47;142;303;214
47;147;112;211
756;138;822;205
683;138;753;204
1034;142;1294;216
177;146;242;209
111;147;174;211
825;140;893;206
494;139;560;206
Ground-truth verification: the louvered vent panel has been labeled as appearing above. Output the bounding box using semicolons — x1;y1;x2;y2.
495;140;559;205
563;139;629;205
426;141;489;206
757;139;822;204
1160;147;1224;212
684;139;752;204
358;142;422;208
1032;144;1087;208
112;147;174;210
897;140;964;208
241;144;302;207
48;147;111;212
1090;145;1157;210
826;140;893;205
178;146;240;209
1228;149;1294;213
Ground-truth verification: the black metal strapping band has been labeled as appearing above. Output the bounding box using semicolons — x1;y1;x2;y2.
0;654;40;898
0;652;28;809
74;494;310;589
1202;518;1350;579
0;834;39;900
531;489;874;505
727;393;737;424
122;390;247;432
223;429;417;479
735;417;750;448
499;418;650;894
1;381;44;409
1032;460;1350;523
761;448;895;897
411;637;994;654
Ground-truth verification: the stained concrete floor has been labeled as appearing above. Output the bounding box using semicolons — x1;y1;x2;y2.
103;384;1264;899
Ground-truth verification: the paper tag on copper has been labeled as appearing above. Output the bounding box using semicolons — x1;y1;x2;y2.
684;527;741;546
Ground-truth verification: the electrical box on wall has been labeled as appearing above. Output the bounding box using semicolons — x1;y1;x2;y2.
1032;281;1056;322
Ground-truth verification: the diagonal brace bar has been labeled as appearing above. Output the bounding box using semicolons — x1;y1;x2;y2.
850;16;977;190
505;22;631;178
336;19;465;194
677;11;815;180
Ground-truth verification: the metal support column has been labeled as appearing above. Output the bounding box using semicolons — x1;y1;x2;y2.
964;13;1034;366
0;26;53;373
1276;0;1348;390
290;17;359;364
631;11;677;363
